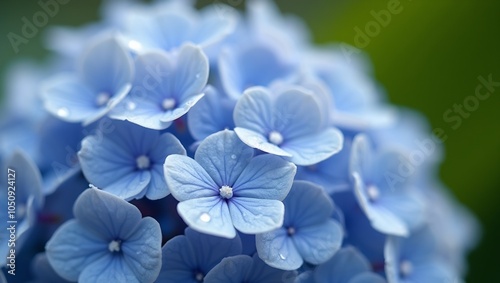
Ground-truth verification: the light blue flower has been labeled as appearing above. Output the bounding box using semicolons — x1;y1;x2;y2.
156;227;242;283
204;253;288;283
164;130;296;238
385;227;457;283
0;151;43;267
110;44;209;130
350;134;425;237
256;181;343;270
41;35;133;126
187;85;236;142
78;120;185;200
45;188;162;283
313;246;386;283
234;86;344;166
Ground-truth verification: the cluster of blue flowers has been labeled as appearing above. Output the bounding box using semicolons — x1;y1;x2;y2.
0;0;479;282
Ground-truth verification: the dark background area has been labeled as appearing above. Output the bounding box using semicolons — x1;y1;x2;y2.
1;0;499;281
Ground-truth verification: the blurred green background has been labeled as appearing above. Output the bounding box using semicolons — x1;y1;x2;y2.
1;0;499;281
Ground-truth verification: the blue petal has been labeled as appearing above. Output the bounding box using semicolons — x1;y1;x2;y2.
234;127;292;157
80;36;133;94
233;87;273;134
314;247;372;283
159;93;205;123
352;172;408;236
175;44;209;103
177;196;236;238
156;235;197;283
73;189;143;240
164;155;218;201
122;217;162;283
233;154;296;200
145;133;186;199
349;272;387;283
349;134;374;183
187;86;236;141
78;254;140;283
272;88;322;139
379;191;426;232
41;75;101;123
281;128;344;166
284;181;334;227
246;253;289;283
184;228;242;272
256;228;303;270
31;253;68;283
230;197;285;234
45;220;107;282
293;220;343;265
203;255;251;283
194;130;254;187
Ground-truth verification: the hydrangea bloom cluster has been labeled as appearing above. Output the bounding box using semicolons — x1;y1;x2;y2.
0;1;479;282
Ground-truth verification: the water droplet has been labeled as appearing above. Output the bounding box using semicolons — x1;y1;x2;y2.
57;107;69;118
200;213;211;223
195;73;201;79
230;154;237;159
128;40;142;51
279;253;287;260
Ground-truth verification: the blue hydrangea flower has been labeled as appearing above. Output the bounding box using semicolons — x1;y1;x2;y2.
256;181;343;270
156;227;242;283
350;134;425;236
45;188;162;283
164;130;296;238
41;35;133;126
78;120;186;200
385;227;456;283
313;246;387;283
187;85;236;142
204;253;288;283
110;44;209;130
1;151;43;267
234;86;344;166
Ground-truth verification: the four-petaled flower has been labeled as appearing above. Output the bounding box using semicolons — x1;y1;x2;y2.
164;130;296;238
45;188;162;283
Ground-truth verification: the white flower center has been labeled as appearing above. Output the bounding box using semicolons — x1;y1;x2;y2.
162;98;176;110
108;240;121;252
136;155;151;170
367;185;380;201
195;272;204;282
287;226;296;236
268;131;284;145
400;260;413;277
96;92;111;106
219;185;233;199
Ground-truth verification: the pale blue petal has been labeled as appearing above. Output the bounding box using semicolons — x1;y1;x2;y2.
175;44;209;102
79;254;139;283
293;220;343;265
83;83;132;126
204;255;251;283
164;155;218;201
314;247;372;283
187;86;236;141
233;154;296;200
233;87;273;134
185;228;242;271
73;189;142;240
41;75;100;123
45;219;107;282
281;128;344;166
194;5;238;50
105;170;152;200
122;217;162;283
349;272;387;283
284;181;333;227
380;191;426;232
234;127;292;157
80;36;133;93
349;134;374;184
194;130;254;186
177;197;236;238
229;197;284;234
273;88;322;139
256;228;303;270
352;172;409;236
